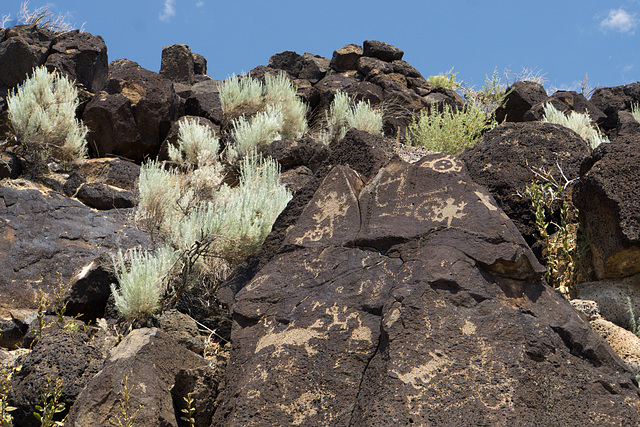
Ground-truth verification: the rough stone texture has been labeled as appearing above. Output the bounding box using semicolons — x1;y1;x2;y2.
524;90;607;124
152;309;204;355
573;139;640;279
160;43;195;85
590;317;640;378
184;79;224;125
307;74;358;112
9;330;105;427
45;29;108;93
460;122;590;242
75;182;137;210
296;53;330;83
0;317;24;350
262;137;329;172
83;59;179;162
0;152;22;179
66;328;208;427
76;158;141;191
578;274;640;329
615;110;640;141
192;53;207;75
63;256;116;322
329;44;363;72
0;24;52;89
362;40;404;62
357;56;393;77
495;81;548;123
0;186;150;316
267;50;302;75
279;166;314;193
172;366;225;427
214;154;639;425
591;82;640;130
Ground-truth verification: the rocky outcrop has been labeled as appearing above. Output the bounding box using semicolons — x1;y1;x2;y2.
83;59;179;162
573;139;640;279
214;151;639;425
0;185;150;316
495;80;548;123
523;90;607;123
9;330;105;427
460;121;590;242
578;274;640;329
66;328;208;427
591;82;640;130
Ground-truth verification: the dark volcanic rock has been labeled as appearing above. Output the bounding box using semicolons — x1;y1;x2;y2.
591;82;640;130
9;330;105;427
524;90;607;124
45;29;108;93
0;186;150;315
184;79;224;125
158;115;220;161
0;24;51;89
573;139;640;279
495;81;548;123
460;122;590;242
83;59;179;162
329;44;363;72
75;182;137;210
263;137;329;172
363;40;404;62
66;328;208;427
63;256;115;322
160;43;195;85
213;154;639;425
0;152;22;179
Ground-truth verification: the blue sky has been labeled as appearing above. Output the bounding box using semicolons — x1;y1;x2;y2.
2;1;638;93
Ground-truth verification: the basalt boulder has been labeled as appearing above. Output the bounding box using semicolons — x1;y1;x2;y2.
495;81;548;123
524;90;607;124
83;59;179;162
590;82;640;130
460;121;590;243
573;139;640;279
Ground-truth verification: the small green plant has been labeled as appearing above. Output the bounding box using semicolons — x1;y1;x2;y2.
109;376;141;427
34;377;65;427
523;165;588;297
180;392;196;427
51;279;82;333
542;103;609;149
1;366;19;427
320;91;383;145
463;68;509;114
406;101;496;156
5;66;88;172
427;67;460;90
627;297;640;338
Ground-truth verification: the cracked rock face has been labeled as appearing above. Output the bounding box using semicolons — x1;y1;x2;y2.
213;155;640;425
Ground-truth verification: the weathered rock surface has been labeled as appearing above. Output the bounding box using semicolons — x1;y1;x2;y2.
66;327;208;427
523;90;607;124
460;121;590;242
495;80;548;123
160;43;195;85
0;185;150;316
214;153;639;425
573;139;640;279
591;82;640;130
83;59;179;162
329;44;363;72
0;24;52;89
9;330;105;427
362;40;404;62
578;274;640;329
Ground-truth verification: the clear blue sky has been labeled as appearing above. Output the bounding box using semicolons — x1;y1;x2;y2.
2;1;638;93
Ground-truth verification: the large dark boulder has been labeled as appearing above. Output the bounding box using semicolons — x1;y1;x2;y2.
0;186;150;315
9;330;105;427
83;59;179;162
362;40;404;62
460;122;590;243
591;83;640;130
573;139;640;279
45;29;108;93
329;44;362;73
0;24;51;89
495;80;548;123
213;154;639;425
159;43;195;85
184;79;224;125
66;328;209;426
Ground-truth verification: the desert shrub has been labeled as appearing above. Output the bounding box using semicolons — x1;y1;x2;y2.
263;72;308;139
542;103;609;149
406;101;496;156
168;119;220;168
111;245;178;321
464;68;508;114
321;91;383;145
229;105;284;160
6;65;88;170
427;67;460;90
217;74;263;115
631;103;640;124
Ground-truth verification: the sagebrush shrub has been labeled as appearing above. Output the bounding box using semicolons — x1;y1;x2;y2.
406;101;496;156
6;65;88;169
427;67;460;90
321;91;383;145
542;103;609;149
168;118;220;168
111;245;178;321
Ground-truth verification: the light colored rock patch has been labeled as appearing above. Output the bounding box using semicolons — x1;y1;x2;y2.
277;390;337;426
431;198;467;227
474;190;498;211
462;319;476;335
392;351;452;389
255;319;325;356
294;191;350;244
